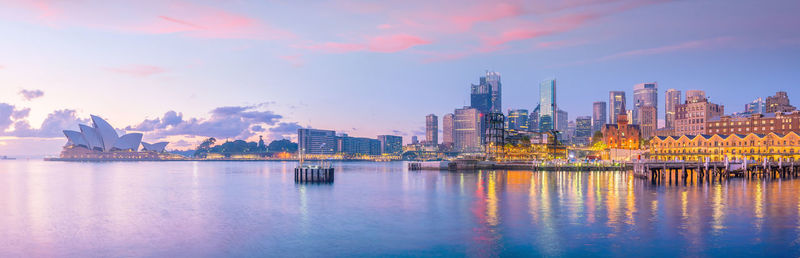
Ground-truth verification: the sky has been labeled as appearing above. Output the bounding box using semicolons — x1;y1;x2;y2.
0;0;798;156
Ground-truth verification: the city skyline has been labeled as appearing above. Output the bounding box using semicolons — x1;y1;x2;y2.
0;0;799;156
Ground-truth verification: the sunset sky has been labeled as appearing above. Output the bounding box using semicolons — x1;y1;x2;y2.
0;0;798;156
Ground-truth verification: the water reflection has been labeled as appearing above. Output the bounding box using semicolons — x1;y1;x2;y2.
2;161;800;256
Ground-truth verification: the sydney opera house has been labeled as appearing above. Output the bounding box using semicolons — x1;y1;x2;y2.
55;115;182;160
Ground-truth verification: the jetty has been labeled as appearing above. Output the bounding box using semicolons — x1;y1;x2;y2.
295;148;334;183
632;158;800;181
408;160;630;171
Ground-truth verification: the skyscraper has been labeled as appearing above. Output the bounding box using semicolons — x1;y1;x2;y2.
539;79;557;132
442;113;454;145
529;104;540;132
609;91;626;125
507;109;529;131
633;82;658;125
638;106;657;139
592;101;607;134
298;128;337;155
745;97;766;114
377;135;403;154
557;109;568;132
575;116;592;145
470;71;502;115
425;114;438;145
454;107;482;152
665;89;681;129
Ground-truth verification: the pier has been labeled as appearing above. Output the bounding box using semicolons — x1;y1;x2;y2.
633;159;800;182
408;160;631;171
294;166;334;183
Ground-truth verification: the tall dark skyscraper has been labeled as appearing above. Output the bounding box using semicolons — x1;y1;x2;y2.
665;89;681;129
539;79;557;132
557;109;568;132
575;116;592;145
529;104;540;132
609;91;626;124
425;114;438;145
470;71;502;115
592;101;607;134
633;82;658;125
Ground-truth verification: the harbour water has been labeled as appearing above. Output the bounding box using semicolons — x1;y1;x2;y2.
1;160;800;257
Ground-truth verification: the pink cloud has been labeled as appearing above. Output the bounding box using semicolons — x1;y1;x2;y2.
448;2;525;32
367;34;431;52
109;65;166;77
300;34;430;53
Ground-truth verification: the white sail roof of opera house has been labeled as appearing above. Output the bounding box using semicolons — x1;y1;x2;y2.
62;115;167;152
141;142;169;152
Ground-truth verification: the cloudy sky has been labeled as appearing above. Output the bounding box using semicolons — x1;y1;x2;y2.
0;0;798;156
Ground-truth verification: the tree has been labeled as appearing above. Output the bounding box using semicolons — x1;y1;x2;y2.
268;139;298;153
591;131;604;144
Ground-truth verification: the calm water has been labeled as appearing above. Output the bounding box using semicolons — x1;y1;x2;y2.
1;160;800;257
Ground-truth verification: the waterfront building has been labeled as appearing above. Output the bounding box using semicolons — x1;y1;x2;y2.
454;106;482;153
638;106;657;139
665;89;681;129
411;136;418;144
766;91;796;113
609;91;626;125
674;91;724;136
633;82;658;125
442;113;454;145
707;111;800;135
59;115;175;160
539;79;557;132
426;114;438;145
602;112;640;150
336;134;381;156
298;128;337;155
650;132;800;161
556;109;568;133
592;101;607;134
506;109;529;131
575;116;592;145
377;135;403;154
529;104;540;132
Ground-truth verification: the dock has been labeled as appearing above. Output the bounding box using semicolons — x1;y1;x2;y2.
408;160;631;171
294;166;334;183
633;158;800;181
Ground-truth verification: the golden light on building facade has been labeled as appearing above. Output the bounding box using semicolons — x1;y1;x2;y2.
649;132;800;161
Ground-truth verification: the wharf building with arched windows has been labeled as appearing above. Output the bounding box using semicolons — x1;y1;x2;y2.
649;132;800;162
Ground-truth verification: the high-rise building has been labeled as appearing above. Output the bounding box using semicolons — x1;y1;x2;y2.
442;113;454;145
592;101;607;134
411;136;418;144
674;91;724;136
377;135;403;154
297;128;337;155
575;116;592;145
633;82;658;125
454;107;482;153
745;97;766;115
766;91;796;113
507;109;529;131
470;71;502;114
336;135;381;155
638;106;657;139
529;104;540;132
425;114;438;145
563;120;576;144
665;89;681;129
609;91;626;125
539;79;557;132
557;109;568;132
